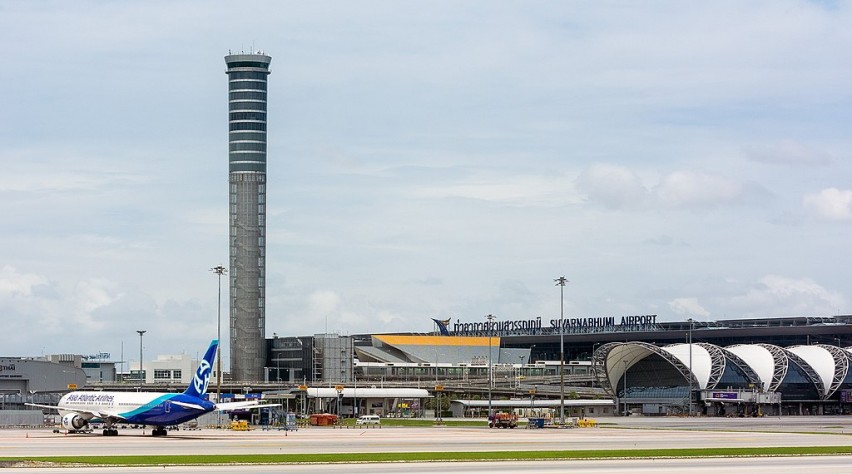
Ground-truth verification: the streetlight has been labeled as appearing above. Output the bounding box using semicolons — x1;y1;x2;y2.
485;313;496;421
435;349;441;422
554;276;568;425
622;358;628;416
273;333;280;383
136;330;146;384
211;265;227;428
687;318;694;417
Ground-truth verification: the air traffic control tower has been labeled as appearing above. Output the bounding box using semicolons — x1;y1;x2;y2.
225;52;271;381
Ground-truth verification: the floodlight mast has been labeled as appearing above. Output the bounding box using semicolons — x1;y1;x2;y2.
554;276;569;425
136;330;146;385
211;265;227;427
486;313;496;421
688;318;694;417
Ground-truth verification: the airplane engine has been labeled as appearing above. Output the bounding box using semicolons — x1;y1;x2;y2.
61;413;88;430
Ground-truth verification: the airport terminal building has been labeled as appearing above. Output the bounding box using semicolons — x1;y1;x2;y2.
5;314;852;418
0;358;86;410
267;314;852;417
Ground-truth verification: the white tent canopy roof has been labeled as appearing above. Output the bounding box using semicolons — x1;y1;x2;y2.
596;342;851;400
663;344;713;390
725;344;777;392
787;345;839;397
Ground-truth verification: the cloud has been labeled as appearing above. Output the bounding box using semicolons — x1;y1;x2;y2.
576;164;648;209
0;148;150;193
579;165;763;210
69;279;124;330
643;235;676;246
669;275;847;320
413;172;581;207
307;290;341;316
0;265;49;296
803;188;852;220
1;1;851;357
669;298;710;318
654;170;751;208
730;275;846;317
744;139;833;166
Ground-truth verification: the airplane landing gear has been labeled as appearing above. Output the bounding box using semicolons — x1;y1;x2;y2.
152;427;168;437
102;428;119;436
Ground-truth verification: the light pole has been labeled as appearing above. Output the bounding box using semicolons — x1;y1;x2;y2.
554;276;568;424
486;313;495;421
592;342;602;361
622;358;628;416
136;330;146;384
435;349;440;422
211;265;227;427
688;318;694;417
273;333;280;383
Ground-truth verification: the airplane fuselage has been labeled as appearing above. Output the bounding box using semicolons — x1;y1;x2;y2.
58;391;216;427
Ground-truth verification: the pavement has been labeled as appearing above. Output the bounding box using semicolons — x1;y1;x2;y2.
1;416;851;472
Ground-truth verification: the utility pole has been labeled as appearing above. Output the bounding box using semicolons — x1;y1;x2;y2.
554;276;569;424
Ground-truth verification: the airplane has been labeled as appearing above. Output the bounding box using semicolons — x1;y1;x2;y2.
27;339;276;436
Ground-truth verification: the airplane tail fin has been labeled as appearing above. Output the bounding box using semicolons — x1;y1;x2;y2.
184;339;218;399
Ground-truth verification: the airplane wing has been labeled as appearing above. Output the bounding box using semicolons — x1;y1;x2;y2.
25;402;62;412
215;401;281;412
25;403;124;421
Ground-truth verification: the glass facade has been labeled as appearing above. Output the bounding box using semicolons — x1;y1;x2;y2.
229;122;267;132
618;355;688;400
778;361;821;401
230;91;268;101
230;101;267;111
599;342;851;415
229;80;267;91
714;362;752;390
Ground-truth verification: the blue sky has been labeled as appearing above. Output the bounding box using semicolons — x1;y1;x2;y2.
1;1;851;368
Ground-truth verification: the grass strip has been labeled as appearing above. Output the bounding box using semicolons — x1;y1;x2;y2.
3;446;852;466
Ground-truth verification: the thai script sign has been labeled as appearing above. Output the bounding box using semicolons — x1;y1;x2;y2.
441;314;658;336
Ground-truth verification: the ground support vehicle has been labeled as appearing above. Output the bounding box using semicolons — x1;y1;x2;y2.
488;413;518;429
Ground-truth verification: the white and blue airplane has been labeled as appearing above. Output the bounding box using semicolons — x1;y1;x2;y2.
27;339;274;436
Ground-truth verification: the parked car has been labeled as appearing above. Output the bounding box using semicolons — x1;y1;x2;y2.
355;415;381;425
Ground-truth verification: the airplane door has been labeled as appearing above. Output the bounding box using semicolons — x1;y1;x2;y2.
165;401;171;413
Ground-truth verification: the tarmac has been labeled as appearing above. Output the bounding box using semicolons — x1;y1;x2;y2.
0;416;851;472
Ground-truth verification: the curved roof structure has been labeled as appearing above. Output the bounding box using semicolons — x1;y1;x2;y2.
726;344;786;392
594;342;852;401
787;345;848;398
663;344;713;389
592;342;697;396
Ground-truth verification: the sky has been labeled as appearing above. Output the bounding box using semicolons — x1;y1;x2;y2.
1;1;851;369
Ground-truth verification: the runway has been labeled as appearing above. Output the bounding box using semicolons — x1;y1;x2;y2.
3;424;852;457
1;416;851;472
